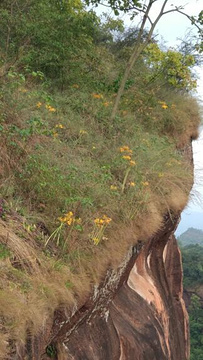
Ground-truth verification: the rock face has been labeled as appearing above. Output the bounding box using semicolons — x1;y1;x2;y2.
46;213;189;360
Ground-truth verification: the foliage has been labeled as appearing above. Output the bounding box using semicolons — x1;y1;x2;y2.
144;43;197;90
0;0;99;86
0;0;201;355
181;246;203;359
189;295;203;360
182;245;203;288
85;0;142;17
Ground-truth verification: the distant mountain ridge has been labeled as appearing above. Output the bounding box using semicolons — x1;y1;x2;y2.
178;227;203;247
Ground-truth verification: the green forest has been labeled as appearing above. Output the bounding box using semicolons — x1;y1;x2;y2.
0;0;203;357
181;243;203;359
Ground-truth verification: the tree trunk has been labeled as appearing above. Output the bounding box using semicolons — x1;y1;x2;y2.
110;0;169;119
111;42;146;120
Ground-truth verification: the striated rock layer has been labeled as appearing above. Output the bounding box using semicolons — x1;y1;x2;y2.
42;213;189;360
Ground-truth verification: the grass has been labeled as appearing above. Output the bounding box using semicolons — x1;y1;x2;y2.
0;61;201;354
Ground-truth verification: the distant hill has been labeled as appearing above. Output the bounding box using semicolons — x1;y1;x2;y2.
178;227;203;247
175;211;203;236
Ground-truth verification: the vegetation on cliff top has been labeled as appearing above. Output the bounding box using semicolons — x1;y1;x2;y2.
0;0;202;356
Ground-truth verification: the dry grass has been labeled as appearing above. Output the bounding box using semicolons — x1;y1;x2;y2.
0;54;201;356
0;168;195;355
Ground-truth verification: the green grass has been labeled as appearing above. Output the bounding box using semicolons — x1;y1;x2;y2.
0;72;198;244
0;59;200;353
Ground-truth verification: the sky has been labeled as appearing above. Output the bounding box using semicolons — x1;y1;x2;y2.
148;1;203;234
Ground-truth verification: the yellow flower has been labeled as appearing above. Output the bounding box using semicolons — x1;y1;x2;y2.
53;131;58;138
72;84;79;89
59;211;75;226
66;218;73;226
94;215;112;227
130;182;135;187
103;215;112;224
58;216;66;223
141;181;149;186
36;102;42;108
158;173;164;178
55;124;65;129
49;107;56;112
103;102;109;107
92;237;100;245
94;218;104;227
129;160;136;166
92;93;103;99
161;104;168;109
79;130;88;135
122;155;131;160
46;104;56;112
120;146;130;152
110;185;118;191
58;211;74;223
94;218;101;226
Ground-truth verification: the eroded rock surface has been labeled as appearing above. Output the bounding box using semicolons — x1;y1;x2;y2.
45;214;189;360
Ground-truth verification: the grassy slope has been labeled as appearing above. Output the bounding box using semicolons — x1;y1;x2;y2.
0;41;201;355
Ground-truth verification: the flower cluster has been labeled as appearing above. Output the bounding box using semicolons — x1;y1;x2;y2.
103;102;110;107
36;102;56;112
46;104;56;112
119;146;136;167
92;215;112;246
58;211;81;226
55;124;65;129
94;215;112;227
79;129;88;135
141;181;149;186
158;101;168;109
92;93;103;99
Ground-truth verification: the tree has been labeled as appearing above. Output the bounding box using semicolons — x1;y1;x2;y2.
86;0;203;118
0;0;99;85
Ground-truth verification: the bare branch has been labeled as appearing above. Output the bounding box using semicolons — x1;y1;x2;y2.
176;9;202;33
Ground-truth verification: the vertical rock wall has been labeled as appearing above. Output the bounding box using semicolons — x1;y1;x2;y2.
45;213;189;360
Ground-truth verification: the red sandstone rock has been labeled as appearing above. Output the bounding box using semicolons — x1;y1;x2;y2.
39;214;189;360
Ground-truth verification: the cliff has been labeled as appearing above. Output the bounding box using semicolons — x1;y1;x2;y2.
0;137;196;359
4;212;188;359
0;13;200;356
43;214;189;360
